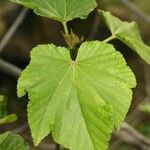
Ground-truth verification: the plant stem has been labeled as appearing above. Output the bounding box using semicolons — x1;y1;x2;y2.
0;59;22;78
62;21;69;35
103;35;116;43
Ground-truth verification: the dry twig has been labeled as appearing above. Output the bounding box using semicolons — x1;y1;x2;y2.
0;8;29;55
121;0;150;24
116;122;150;150
0;58;22;78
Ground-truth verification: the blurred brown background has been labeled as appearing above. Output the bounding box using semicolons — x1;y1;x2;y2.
0;0;150;149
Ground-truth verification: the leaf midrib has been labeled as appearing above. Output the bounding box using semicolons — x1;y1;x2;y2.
35;65;72;142
73;83;95;150
73;64;111;150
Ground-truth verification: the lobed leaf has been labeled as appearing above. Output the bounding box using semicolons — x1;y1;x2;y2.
0;132;29;150
10;0;97;22
99;10;150;64
17;41;136;149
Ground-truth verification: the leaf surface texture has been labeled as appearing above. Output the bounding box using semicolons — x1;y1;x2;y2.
18;41;136;149
10;0;97;22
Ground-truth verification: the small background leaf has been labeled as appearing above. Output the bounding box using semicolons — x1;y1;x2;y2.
138;103;150;114
0;132;29;150
0;95;7;118
0;114;17;125
0;95;17;125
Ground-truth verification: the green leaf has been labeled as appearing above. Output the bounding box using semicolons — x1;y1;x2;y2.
138;103;150;114
0;132;29;150
17;41;136;149
0;114;17;125
99;10;150;64
10;0;97;22
0;95;17;125
0;95;7;118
